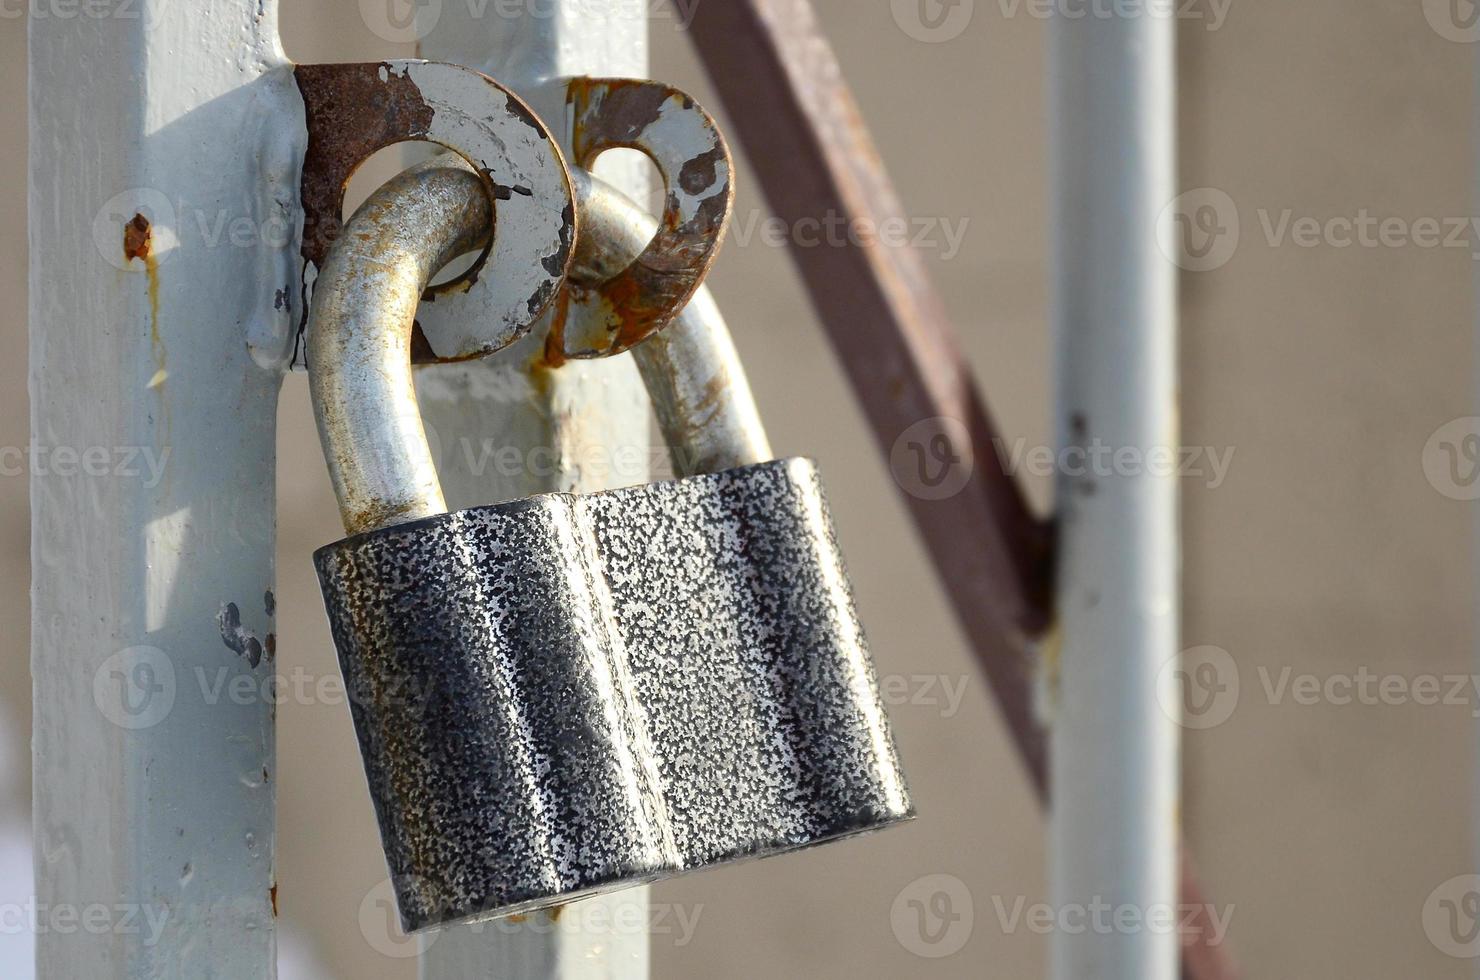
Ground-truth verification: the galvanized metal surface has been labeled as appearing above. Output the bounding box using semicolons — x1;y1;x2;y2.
30;1;298;975
295;60;575;365
314;457;913;932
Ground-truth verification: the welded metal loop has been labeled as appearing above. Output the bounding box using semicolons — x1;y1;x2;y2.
295;60;575;365
555;78;736;358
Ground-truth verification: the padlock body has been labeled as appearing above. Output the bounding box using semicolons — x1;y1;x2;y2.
315;458;913;932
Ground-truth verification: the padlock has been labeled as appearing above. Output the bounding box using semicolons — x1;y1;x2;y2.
307;150;912;933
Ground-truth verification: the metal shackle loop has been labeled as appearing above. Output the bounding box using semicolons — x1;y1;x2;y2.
310;158;760;537
308;162;491;537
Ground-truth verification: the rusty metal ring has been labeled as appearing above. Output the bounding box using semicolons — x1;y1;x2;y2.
295;61;575;365
554;78;735;359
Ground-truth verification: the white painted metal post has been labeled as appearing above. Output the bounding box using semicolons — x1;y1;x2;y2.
1048;7;1180;980
413;2;653;977
30;2;301;977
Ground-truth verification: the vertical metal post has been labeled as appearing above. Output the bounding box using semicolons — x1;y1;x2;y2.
29;2;300;977
413;2;652;977
1048;7;1180;980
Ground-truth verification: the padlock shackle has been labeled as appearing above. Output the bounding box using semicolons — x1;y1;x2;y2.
307;162;491;536
309;158;772;536
567;168;773;477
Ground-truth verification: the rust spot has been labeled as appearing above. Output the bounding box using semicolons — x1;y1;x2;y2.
569;77;669;162
123;213;152;263
294;63;437;357
270;882;278;917
539;291;572;370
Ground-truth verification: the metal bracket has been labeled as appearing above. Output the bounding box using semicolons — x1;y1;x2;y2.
294;60;575;367
555;78;735;358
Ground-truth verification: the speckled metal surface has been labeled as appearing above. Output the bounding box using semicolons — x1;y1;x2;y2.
314;457;913;932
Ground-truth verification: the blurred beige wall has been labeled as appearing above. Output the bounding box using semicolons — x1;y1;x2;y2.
1;0;1474;976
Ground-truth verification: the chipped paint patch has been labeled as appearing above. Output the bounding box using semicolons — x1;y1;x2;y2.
218;601;265;669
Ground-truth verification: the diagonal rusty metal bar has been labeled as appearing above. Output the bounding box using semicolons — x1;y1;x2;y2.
680;3;1236;979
